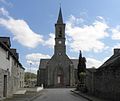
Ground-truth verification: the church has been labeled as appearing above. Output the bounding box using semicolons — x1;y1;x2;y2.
37;8;78;88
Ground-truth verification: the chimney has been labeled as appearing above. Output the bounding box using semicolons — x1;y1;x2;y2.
0;37;11;48
10;48;19;60
114;48;120;55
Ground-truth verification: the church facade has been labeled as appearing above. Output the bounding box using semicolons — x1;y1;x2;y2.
37;8;78;88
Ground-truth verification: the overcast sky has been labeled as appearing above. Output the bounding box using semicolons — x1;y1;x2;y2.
0;0;120;74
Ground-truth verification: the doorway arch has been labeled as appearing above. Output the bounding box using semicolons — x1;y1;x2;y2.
53;66;64;87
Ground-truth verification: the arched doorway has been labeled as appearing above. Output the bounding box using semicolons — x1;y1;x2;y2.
53;66;64;87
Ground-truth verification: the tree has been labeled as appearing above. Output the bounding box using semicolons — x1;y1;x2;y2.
76;50;87;92
24;72;37;82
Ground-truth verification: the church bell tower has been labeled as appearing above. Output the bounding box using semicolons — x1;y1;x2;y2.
54;7;66;55
37;7;75;88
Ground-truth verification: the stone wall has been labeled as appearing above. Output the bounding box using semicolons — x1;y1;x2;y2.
46;54;75;87
0;69;12;99
37;69;46;87
37;59;79;88
74;69;78;85
10;57;19;93
86;70;93;94
93;67;120;101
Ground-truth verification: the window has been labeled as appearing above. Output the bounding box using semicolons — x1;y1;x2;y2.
59;34;62;37
58;27;62;37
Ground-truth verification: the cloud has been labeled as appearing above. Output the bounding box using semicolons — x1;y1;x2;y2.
86;58;102;68
44;33;55;48
111;25;120;50
0;7;9;17
67;15;84;26
69;55;105;68
69;56;77;59
42;15;83;49
24;65;38;74
96;16;105;21
66;15;109;52
26;53;50;66
0;8;44;48
69;55;106;68
44;33;68;48
111;25;120;40
86;55;111;68
40;15;109;53
0;0;13;6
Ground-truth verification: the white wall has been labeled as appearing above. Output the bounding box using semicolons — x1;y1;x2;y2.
18;66;25;88
0;45;25;98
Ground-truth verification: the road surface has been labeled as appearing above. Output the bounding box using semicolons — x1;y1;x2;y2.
34;88;88;101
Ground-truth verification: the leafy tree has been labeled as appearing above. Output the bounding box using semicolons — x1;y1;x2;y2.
24;72;37;82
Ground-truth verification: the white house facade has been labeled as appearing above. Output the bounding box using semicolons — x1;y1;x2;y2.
0;37;25;99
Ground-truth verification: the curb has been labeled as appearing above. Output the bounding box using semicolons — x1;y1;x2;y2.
71;90;93;101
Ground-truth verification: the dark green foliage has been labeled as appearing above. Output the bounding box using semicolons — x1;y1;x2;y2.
24;72;37;82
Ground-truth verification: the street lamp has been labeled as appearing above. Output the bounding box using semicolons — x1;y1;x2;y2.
30;62;32;87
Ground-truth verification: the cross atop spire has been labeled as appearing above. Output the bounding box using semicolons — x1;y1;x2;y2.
57;7;63;24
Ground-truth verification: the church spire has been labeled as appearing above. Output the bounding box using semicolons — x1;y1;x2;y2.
78;50;82;64
57;7;63;24
79;50;82;59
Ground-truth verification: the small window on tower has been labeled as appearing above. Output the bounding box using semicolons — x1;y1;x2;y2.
59;27;62;37
59;34;62;37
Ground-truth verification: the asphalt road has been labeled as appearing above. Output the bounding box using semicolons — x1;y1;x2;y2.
34;88;88;101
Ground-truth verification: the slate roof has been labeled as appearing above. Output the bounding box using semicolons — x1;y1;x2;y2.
39;59;50;69
39;59;78;69
57;7;63;24
98;52;120;71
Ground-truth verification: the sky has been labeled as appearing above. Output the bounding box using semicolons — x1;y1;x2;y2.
0;0;120;74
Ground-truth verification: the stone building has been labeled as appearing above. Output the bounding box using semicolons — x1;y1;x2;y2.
0;37;25;99
0;69;9;99
18;64;25;88
86;67;96;94
37;8;78;88
85;48;120;101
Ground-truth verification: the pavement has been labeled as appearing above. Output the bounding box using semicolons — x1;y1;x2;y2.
71;90;108;101
1;87;43;101
1;88;109;101
33;88;88;101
